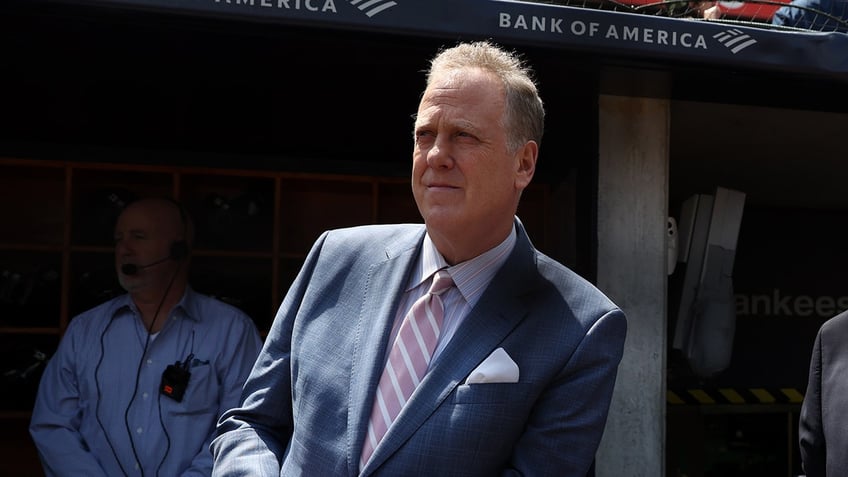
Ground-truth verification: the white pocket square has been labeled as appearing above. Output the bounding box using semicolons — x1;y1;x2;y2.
464;347;519;384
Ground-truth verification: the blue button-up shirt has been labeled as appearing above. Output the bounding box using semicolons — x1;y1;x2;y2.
30;287;263;477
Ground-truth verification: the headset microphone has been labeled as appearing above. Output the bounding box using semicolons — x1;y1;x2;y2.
120;240;189;276
121;257;169;276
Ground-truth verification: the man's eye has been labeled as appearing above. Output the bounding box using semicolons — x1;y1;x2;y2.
415;131;435;143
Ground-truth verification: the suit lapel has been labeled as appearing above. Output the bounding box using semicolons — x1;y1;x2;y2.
347;231;423;476
362;222;539;474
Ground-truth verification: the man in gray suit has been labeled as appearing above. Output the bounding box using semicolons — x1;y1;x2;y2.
211;40;627;477
799;310;848;476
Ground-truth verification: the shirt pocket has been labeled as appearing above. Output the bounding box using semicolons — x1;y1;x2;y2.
167;362;217;415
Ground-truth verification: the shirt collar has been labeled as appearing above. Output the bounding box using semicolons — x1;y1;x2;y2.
109;287;200;323
415;224;516;303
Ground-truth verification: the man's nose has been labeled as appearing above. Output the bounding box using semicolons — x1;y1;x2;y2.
427;138;454;169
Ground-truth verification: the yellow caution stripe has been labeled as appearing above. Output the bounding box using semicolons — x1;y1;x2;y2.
667;387;805;405
781;388;804;403
718;388;746;404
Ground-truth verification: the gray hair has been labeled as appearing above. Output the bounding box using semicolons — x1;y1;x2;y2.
426;40;545;152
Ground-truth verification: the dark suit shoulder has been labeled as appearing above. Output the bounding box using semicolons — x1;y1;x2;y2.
819;309;848;341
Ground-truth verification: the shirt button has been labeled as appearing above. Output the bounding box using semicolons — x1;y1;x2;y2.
135;462;140;470
146;359;153;366
142;392;149;400
136;427;143;434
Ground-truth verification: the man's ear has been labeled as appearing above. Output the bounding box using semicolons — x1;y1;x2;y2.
514;140;538;190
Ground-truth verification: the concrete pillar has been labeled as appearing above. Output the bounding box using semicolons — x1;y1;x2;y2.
595;94;669;477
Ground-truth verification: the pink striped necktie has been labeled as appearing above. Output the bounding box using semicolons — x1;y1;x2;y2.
360;269;454;468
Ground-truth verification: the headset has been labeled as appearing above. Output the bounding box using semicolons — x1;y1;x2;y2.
94;197;194;477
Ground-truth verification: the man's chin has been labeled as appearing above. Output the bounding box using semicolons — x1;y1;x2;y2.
423;214;472;241
117;277;137;293
422;209;461;225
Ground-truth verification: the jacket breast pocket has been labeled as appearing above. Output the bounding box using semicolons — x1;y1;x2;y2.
452;383;532;404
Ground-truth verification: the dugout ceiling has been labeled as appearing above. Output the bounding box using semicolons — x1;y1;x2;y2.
14;0;848;80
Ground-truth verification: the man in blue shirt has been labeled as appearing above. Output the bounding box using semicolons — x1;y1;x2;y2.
30;197;263;477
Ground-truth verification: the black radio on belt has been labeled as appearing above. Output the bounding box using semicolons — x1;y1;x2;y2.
160;353;193;402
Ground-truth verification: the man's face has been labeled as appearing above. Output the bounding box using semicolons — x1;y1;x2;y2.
412;67;535;259
114;201;182;292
